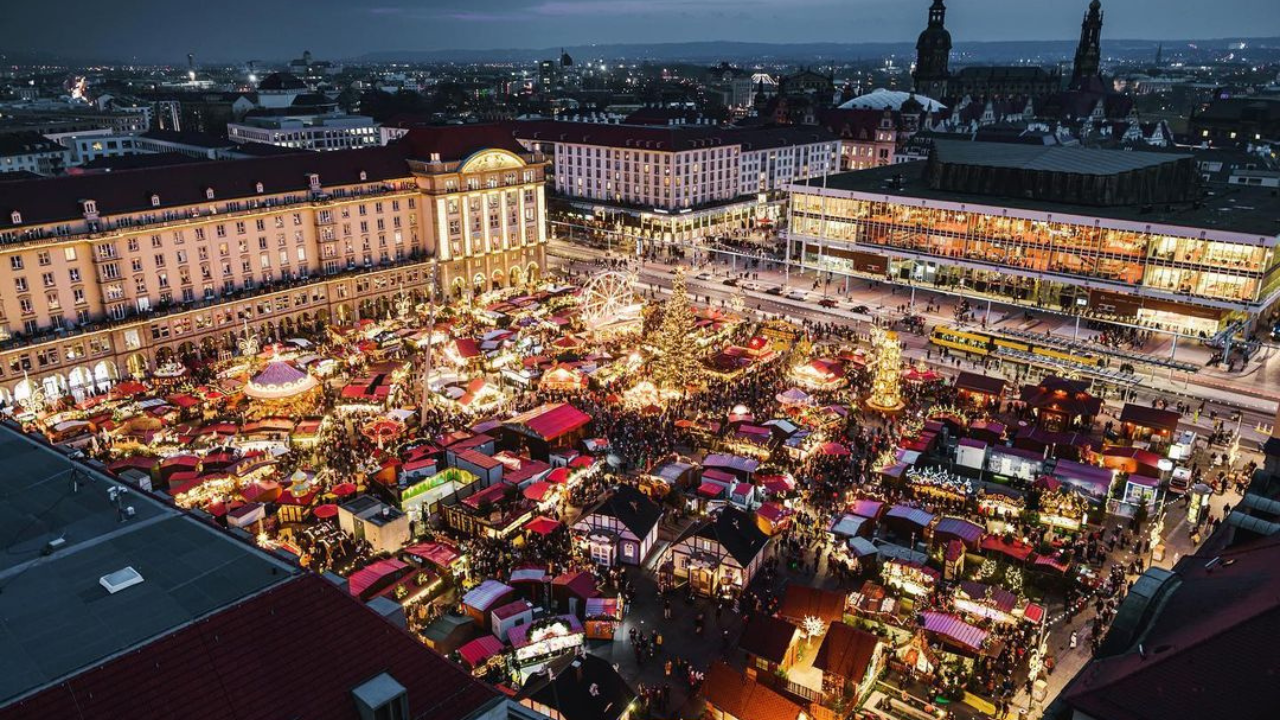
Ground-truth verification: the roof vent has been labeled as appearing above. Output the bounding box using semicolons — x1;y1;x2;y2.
100;566;144;594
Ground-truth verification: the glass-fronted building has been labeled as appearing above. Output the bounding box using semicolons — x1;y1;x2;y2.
787;143;1280;338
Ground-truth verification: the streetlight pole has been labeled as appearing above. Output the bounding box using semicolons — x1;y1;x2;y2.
419;260;437;427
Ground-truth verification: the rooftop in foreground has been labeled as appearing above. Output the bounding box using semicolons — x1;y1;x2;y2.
794;153;1280;239
0;424;298;706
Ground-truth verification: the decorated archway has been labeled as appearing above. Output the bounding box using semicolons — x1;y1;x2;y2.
472;273;487;294
451;277;467;298
13;378;36;405
126;353;149;379
93;360;119;391
155;346;175;366
491;268;505;289
509;265;526;288
68;366;94;400
527;262;540;284
41;373;68;401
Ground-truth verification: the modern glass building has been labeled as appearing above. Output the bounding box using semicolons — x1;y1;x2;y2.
787;142;1280;338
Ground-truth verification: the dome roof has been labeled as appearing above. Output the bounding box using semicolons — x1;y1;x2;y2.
839;89;946;113
244;361;317;399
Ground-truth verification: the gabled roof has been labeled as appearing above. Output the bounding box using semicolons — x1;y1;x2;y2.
581;484;662;539
503;402;592;442
737;614;799;664
778;583;846;624
814;622;880;681
679;507;771;567
516;654;635;720
0;574;498;720
702;661;805;720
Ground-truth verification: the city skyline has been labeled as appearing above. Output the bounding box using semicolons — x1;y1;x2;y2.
6;0;1280;63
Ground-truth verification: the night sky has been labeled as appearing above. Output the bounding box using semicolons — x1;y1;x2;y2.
8;0;1279;62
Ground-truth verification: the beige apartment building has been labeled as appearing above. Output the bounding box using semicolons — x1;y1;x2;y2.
0;124;547;407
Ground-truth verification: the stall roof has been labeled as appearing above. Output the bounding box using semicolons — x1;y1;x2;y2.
920;611;989;651
1119;404;1181;434
955;372;1006;397
348;559;408;598
703;454;760;474
849;499;884;519
934;517;985;545
885;504;935;527
959;581;1018;613
458;634;506;668
462;580;514;612
814;622;880;681
404;541;461;569
505;403;592;441
830;514;868;537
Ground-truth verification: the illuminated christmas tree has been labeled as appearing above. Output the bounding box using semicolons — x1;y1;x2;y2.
650;267;700;392
865;326;905;412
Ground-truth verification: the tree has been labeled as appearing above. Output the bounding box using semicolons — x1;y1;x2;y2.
650;267;700;392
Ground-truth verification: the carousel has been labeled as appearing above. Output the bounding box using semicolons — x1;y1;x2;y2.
242;361;320;418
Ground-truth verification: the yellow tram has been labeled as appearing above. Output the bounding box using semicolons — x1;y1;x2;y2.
930;326;1103;368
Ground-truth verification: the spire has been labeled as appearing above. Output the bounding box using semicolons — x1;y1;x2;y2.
914;0;951;97
1071;0;1104;89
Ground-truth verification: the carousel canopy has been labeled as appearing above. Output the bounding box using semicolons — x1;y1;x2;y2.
243;361;318;400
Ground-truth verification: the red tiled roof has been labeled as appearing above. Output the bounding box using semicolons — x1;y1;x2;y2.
0;574;497;720
814;622;880;681
702;662;804;720
1063;535;1280;720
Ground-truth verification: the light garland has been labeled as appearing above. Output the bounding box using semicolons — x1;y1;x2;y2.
907;466;974;497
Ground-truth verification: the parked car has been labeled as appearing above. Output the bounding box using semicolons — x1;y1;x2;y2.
765;285;784;296
722;278;739;287
818;298;837;308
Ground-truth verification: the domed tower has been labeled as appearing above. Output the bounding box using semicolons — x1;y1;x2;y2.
914;0;951;99
1071;0;1104;89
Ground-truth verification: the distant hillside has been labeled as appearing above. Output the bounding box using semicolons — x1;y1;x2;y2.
356;37;1280;64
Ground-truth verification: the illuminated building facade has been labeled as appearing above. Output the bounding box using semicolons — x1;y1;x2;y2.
516;121;838;246
0;124;547;406
788;142;1280;338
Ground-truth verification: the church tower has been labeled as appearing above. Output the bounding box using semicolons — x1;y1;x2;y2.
913;0;951;99
1071;0;1104;89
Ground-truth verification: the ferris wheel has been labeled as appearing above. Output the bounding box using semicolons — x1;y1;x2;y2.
581;271;638;329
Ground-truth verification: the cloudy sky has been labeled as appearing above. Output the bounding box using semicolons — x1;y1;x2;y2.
8;0;1279;61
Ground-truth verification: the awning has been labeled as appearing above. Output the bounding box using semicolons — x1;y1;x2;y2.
524;516;561;535
523;481;553;502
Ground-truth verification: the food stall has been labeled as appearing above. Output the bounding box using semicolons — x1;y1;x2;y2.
584;597;625;640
